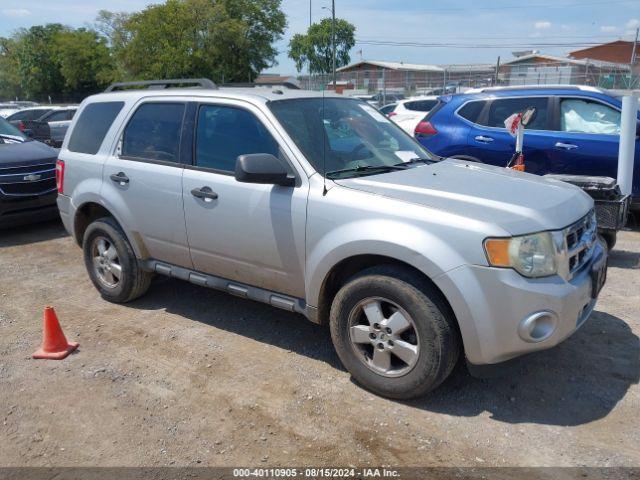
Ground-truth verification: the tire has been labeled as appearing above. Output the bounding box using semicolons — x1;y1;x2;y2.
83;216;152;303
329;265;460;399
600;232;617;251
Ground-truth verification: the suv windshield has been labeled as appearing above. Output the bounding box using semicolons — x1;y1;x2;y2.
269;97;433;178
0;117;27;142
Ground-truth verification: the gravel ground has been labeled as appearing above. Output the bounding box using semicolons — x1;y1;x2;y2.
0;220;638;468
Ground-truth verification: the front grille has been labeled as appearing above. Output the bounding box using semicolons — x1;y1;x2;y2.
564;210;597;278
0;163;56;197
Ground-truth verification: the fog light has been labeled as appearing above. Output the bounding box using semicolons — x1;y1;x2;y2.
518;311;558;343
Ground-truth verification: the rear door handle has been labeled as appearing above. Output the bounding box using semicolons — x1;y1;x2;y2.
191;186;218;202
555;142;578;150
474;135;494;143
110;172;129;185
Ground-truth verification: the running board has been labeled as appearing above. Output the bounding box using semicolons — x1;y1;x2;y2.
141;260;318;323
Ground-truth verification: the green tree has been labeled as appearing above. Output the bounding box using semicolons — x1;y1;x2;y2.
104;0;286;83
55;28;116;93
288;18;355;75
0;37;22;99
13;24;67;98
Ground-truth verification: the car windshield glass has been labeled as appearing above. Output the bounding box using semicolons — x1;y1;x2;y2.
0;116;27;141
268;97;432;178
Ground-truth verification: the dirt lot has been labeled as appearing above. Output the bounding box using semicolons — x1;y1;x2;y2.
0;220;638;468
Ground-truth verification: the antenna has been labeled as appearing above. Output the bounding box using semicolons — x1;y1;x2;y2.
322;87;328;196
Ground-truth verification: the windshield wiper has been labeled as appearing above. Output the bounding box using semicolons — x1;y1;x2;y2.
393;157;435;167
326;164;407;179
0;134;25;143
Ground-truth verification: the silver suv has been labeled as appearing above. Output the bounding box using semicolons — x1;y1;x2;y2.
57;79;607;399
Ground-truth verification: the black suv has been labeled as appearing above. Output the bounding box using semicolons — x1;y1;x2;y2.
0;116;60;228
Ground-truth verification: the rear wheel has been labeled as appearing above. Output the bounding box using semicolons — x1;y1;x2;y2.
329;265;460;399
83;217;152;303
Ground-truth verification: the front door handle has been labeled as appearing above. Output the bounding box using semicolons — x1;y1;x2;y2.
474;135;494;143
110;172;129;185
555;142;578;150
191;186;218;202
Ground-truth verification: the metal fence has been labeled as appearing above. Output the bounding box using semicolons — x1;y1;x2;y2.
298;61;638;103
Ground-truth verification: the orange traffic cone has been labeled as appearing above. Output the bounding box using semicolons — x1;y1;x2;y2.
32;307;79;360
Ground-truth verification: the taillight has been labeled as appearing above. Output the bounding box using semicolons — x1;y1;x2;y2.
56;159;65;194
387;112;397;118
414;120;437;137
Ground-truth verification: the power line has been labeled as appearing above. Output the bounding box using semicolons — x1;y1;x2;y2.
355;39;615;49
417;0;639;12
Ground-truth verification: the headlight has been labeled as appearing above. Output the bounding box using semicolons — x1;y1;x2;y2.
484;232;558;277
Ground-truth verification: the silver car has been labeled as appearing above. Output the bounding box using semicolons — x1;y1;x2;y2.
56;79;607;399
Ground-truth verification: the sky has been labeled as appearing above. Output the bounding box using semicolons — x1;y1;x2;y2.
1;0;640;74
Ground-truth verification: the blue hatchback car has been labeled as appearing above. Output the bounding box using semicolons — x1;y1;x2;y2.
415;86;639;209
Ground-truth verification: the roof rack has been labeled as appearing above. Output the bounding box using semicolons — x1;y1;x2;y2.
465;85;603;94
104;78;217;92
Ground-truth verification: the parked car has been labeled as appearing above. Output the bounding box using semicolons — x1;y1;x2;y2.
414;85;640;210
0;116;60;228
384;96;439;134
58;79;606;399
8;106;77;147
6;107;56;125
0;103;22;118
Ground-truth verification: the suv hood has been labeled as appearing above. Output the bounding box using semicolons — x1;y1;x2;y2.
334;159;593;235
0;140;58;167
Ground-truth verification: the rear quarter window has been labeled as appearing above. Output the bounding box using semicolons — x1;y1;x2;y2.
68;102;125;155
457;100;485;123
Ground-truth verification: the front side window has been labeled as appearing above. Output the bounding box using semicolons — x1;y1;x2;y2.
68;102;124;154
560;98;621;134
122;103;185;162
379;104;397;115
269;98;432;178
47;110;72;122
194;105;280;172
485;97;549;130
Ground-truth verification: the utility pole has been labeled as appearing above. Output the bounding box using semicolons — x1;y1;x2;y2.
631;27;639;88
331;0;336;91
308;0;312;89
494;56;501;86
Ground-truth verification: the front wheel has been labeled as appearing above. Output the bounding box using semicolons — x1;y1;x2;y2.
83;217;152;303
329;265;460;399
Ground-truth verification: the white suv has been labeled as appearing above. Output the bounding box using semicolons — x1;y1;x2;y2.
56;79;606;399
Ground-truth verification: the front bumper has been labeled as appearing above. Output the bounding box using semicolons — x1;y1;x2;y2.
434;241;607;366
0;191;59;228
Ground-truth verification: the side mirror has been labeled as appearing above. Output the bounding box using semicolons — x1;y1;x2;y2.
520;106;537;127
235;153;295;187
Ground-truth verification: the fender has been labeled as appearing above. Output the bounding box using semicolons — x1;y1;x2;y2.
305;218;470;308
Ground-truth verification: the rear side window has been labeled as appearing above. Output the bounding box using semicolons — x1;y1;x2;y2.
457;101;485;123
8;109;52;121
195;105;279;172
122;103;185;163
404;100;438;112
68;101;124;154
485;97;549;130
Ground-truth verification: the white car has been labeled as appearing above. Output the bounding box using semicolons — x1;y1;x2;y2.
384;96;439;135
0;103;22;118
